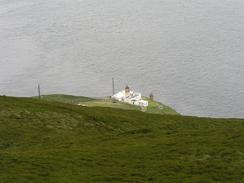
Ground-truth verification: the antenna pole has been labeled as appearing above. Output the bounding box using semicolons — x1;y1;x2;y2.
112;78;115;96
38;84;41;99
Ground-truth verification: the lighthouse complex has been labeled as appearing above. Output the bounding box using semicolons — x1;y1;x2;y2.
112;86;149;107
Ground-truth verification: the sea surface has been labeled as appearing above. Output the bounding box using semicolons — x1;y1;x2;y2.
0;0;244;118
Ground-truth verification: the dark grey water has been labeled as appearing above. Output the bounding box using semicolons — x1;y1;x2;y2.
0;0;244;118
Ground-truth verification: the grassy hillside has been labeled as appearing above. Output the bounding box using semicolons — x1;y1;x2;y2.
37;94;95;104
0;96;244;183
39;94;179;115
143;97;178;115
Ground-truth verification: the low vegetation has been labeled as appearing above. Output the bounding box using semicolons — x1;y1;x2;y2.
0;96;243;183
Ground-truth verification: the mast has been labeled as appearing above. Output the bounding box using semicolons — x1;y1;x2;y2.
38;84;41;99
112;78;115;96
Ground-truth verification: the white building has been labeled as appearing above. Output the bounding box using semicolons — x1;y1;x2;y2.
112;86;148;107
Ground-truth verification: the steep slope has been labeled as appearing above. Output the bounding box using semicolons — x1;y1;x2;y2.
0;96;243;183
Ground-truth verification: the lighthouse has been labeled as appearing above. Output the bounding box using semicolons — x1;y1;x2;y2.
112;86;149;107
125;85;130;98
149;93;154;101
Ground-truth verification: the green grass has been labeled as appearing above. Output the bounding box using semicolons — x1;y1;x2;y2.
80;98;141;110
39;94;179;115
37;94;95;104
0;96;244;183
143;97;179;115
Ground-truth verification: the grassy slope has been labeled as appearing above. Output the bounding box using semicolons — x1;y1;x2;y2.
80;99;141;111
39;94;179;115
37;94;94;104
143;97;178;115
0;96;244;183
